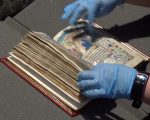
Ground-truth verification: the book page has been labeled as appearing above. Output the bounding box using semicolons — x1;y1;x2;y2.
10;32;90;103
53;21;148;67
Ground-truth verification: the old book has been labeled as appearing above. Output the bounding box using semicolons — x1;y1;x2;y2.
1;20;149;116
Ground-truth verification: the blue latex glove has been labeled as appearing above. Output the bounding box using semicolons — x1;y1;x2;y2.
62;0;124;24
78;64;137;99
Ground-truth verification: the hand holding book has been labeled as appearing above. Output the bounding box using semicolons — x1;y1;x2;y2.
78;63;137;99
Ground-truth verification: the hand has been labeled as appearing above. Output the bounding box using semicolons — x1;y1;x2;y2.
61;0;124;24
78;64;137;99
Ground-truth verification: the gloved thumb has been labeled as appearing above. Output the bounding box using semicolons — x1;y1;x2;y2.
78;79;98;90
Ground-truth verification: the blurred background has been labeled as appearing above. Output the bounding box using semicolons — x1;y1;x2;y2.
0;0;34;20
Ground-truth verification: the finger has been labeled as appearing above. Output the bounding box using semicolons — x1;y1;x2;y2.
84;11;96;33
87;9;96;23
82;88;106;98
78;79;98;90
78;71;94;82
61;2;78;20
69;6;86;24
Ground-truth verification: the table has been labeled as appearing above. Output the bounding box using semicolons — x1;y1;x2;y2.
0;0;150;119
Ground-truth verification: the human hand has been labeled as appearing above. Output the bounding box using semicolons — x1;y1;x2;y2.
78;64;137;99
61;0;124;24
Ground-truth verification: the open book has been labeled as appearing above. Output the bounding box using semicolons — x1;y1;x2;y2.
2;20;149;116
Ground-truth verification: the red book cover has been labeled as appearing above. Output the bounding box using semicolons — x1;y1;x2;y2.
0;57;79;117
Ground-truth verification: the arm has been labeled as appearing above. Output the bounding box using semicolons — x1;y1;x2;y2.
143;77;150;104
126;0;150;7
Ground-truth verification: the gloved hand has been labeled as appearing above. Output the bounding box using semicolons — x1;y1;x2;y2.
78;64;137;99
62;0;124;24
